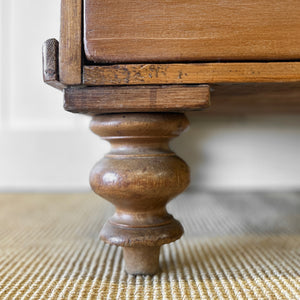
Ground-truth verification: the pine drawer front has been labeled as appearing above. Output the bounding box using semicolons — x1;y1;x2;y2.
84;0;300;63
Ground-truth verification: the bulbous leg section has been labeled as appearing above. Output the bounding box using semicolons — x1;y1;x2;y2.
89;113;190;275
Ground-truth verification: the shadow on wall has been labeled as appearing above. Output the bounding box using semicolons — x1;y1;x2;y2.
171;114;300;190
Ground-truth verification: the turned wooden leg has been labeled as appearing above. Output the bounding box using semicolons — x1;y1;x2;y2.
89;113;190;275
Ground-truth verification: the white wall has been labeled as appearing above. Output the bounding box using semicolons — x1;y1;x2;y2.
0;0;109;191
0;0;300;191
173;115;300;190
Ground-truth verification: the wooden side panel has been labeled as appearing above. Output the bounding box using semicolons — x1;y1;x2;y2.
64;85;210;114
206;83;300;114
83;62;300;86
84;0;300;63
60;0;82;85
42;39;66;91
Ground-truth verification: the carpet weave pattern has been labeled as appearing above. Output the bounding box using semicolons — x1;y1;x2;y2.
0;192;299;299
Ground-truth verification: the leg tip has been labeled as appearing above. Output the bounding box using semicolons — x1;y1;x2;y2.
123;246;160;275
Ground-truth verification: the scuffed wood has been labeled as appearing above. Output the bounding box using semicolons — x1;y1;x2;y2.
84;0;300;63
42;39;66;91
83;62;300;86
60;0;82;85
64;85;210;114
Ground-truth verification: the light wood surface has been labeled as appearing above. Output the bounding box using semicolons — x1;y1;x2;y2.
84;0;300;63
83;62;300;86
64;85;210;114
59;0;82;85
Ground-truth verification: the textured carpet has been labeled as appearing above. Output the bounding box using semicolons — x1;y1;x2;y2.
0;192;299;299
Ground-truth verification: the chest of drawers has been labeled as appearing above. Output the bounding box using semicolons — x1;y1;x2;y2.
43;0;300;275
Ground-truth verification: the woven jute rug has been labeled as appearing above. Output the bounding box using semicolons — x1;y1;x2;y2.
0;192;299;299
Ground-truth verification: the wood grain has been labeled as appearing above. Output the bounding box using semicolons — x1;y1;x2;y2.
90;113;189;274
83;62;300;86
84;0;300;63
60;0;82;85
64;85;210;114
42;39;66;91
